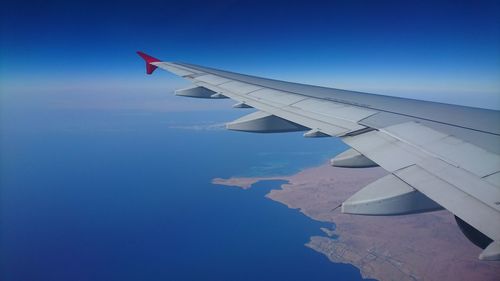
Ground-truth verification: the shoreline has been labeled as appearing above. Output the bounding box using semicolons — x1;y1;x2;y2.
212;162;500;281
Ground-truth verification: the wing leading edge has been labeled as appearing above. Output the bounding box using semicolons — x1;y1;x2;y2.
137;51;500;260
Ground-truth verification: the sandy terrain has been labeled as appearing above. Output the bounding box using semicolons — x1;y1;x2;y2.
212;163;500;281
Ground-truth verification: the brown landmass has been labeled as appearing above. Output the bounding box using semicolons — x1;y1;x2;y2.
212;163;500;281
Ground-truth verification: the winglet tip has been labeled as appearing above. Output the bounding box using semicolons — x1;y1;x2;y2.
136;51;160;62
137;51;160;75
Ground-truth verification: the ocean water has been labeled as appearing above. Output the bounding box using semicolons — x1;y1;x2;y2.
1;106;371;281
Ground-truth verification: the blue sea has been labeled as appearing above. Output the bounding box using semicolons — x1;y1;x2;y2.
1;103;372;281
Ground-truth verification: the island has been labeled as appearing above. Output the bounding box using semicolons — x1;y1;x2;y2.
212;163;500;281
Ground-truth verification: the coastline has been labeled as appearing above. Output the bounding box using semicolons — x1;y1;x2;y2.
212;162;500;281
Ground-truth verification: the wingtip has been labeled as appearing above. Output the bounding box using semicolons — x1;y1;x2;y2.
137;51;160;75
137;51;160;63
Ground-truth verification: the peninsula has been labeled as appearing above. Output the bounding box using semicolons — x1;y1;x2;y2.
212;163;500;281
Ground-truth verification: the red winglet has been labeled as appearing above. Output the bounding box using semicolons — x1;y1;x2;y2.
137;51;160;75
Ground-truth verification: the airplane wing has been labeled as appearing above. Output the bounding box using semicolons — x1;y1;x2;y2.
137;51;500;260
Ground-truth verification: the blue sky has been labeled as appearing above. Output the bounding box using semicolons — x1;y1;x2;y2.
1;0;499;110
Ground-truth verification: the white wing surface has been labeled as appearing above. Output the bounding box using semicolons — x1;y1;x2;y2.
137;51;500;260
